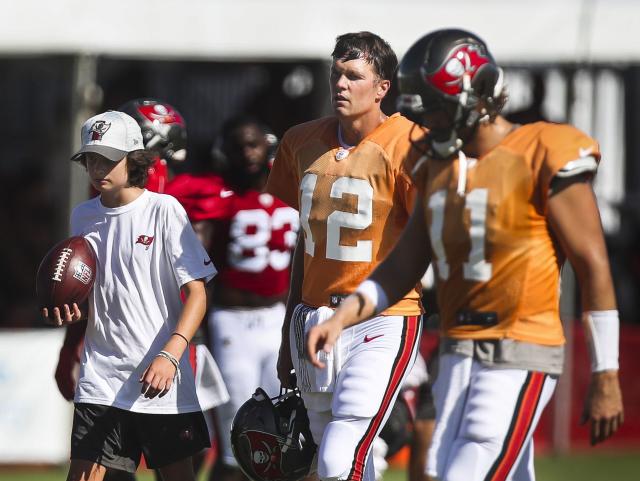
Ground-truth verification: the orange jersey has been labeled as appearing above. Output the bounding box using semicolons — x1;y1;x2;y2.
266;113;424;316
414;122;600;345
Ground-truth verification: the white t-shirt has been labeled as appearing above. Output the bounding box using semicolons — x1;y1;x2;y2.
71;190;216;414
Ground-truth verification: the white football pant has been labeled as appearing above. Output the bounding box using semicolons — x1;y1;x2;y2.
428;353;557;481
291;310;422;481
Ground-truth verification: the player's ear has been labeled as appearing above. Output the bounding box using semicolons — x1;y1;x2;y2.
376;79;391;102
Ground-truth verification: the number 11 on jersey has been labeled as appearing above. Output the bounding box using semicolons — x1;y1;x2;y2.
428;188;492;282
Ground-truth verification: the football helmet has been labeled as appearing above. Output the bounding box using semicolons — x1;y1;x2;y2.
231;388;316;481
397;29;505;159
119;98;187;164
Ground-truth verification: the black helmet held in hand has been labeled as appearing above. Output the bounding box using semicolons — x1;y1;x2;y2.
231;388;316;481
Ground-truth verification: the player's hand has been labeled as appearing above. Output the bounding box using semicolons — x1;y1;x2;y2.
139;355;176;399
306;317;343;369
55;345;80;401
277;341;296;389
42;303;82;327
580;370;624;445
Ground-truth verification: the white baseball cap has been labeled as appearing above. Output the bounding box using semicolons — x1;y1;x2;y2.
71;110;144;162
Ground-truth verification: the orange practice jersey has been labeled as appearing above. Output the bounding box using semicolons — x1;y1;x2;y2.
267;113;424;316
414;122;600;345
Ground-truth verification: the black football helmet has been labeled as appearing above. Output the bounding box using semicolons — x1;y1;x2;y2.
119;98;187;164
397;29;505;159
231;388;316;481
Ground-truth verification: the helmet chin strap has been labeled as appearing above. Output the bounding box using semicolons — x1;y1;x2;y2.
456;150;468;197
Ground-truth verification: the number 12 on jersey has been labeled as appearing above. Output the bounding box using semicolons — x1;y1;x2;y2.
300;173;374;262
428;188;492;282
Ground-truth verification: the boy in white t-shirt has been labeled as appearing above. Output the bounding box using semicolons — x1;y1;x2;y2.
43;110;216;481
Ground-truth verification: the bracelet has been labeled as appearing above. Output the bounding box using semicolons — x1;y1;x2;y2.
171;332;189;347
156;350;181;383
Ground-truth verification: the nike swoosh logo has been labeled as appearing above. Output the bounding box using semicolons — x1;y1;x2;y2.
363;334;384;343
204;259;213;265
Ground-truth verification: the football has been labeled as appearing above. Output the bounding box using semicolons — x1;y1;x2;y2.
36;236;97;314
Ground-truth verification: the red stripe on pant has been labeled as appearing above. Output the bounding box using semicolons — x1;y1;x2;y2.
348;315;421;481
485;371;547;481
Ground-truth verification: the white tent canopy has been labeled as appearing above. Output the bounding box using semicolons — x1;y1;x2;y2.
1;0;637;62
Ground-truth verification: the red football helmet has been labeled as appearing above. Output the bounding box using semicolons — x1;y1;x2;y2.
119;98;187;165
231;388;316;481
397;29;505;159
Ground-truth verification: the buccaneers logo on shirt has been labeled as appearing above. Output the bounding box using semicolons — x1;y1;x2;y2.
136;235;154;250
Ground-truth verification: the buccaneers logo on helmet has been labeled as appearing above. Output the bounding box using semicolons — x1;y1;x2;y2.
242;430;287;481
427;44;490;96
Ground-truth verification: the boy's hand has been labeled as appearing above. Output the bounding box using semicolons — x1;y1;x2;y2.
42;303;82;326
139;356;177;399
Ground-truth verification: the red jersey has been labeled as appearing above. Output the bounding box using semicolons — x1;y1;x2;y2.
165;172;227;221
166;173;299;297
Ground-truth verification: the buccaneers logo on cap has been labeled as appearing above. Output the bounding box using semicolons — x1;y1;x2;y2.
89;120;111;141
427;44;490;96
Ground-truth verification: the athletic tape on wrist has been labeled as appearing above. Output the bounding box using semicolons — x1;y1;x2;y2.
355;280;390;314
584;310;620;372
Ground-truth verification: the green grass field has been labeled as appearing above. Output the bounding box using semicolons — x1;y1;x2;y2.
1;452;639;481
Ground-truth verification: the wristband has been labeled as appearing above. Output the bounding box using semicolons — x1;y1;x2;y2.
584;310;620;372
355;280;390;314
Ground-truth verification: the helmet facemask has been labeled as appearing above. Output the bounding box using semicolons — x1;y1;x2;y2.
142;123;187;165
